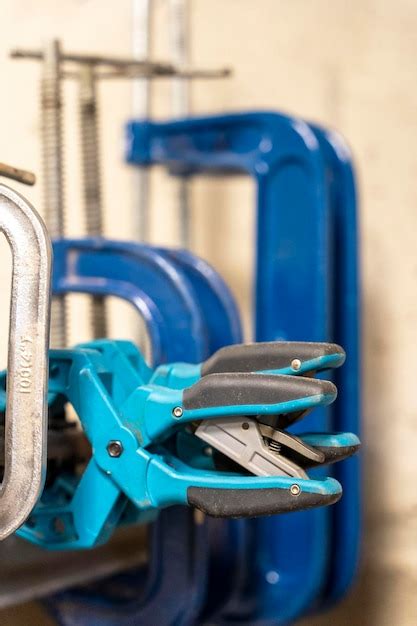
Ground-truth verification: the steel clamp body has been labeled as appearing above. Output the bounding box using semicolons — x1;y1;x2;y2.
0;185;51;540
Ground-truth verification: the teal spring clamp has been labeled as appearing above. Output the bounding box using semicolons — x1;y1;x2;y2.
0;339;359;550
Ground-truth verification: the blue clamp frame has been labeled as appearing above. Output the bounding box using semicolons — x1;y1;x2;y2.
46;239;242;625
126;111;361;622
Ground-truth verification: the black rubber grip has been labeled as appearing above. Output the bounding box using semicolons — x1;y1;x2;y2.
201;342;345;376
300;444;361;468
183;372;336;411
187;486;341;518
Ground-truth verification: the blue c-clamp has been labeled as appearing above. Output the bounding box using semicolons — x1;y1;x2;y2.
126;111;361;622
45;241;229;624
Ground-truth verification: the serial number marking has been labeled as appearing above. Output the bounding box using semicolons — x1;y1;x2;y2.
17;337;33;394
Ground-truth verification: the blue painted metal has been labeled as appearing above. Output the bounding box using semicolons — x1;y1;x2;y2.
126;111;361;622
46;506;208;626
36;106;357;615
150;247;246;620
310;125;361;605
45;240;244;624
52;238;207;364
49;241;213;624
157;247;243;353
153;247;247;620
50;233;244;623
127;111;333;623
69;242;245;618
126;112;332;340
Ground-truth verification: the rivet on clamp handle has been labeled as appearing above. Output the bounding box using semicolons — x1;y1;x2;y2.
0;185;51;540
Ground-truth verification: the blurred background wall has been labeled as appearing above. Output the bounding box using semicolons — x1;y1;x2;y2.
0;0;416;624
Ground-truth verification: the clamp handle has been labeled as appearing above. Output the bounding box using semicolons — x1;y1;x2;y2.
147;454;342;518
142;373;337;445
182;372;337;415
0;185;51;540
201;341;345;377
152;340;345;389
186;481;341;518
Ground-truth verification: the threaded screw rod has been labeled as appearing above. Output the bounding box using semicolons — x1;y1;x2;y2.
79;64;107;339
41;39;68;348
170;0;191;248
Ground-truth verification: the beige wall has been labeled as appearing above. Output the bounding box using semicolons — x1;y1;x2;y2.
1;1;417;624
